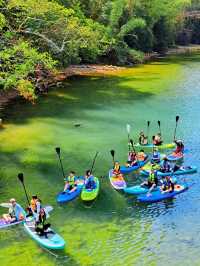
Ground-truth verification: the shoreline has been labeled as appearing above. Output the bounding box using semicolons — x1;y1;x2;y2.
1;44;200;120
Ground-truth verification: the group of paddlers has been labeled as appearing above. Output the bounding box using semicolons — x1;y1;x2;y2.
2;196;53;238
112;137;185;195
63;170;96;193
139;131;163;145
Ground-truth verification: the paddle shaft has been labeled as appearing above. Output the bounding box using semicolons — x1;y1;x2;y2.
57;153;65;179
158;121;162;136
173;116;180;141
147;121;150;140
21;182;30;206
174;123;178;141
90;152;99;174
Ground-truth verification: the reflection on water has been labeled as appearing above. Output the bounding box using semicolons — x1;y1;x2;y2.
0;54;200;265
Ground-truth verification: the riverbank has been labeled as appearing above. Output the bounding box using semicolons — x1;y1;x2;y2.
1;44;200;120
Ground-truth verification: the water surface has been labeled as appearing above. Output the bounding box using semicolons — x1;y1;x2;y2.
0;55;200;266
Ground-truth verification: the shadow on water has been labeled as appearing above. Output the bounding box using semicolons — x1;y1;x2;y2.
2;75;155;124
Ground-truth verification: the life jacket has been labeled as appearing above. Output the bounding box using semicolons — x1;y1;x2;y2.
8;206;15;218
86;176;96;189
66;175;75;186
148;172;155;183
113;164;121;175
152;151;160;161
137;152;145;161
163;161;170;171
163;178;172;189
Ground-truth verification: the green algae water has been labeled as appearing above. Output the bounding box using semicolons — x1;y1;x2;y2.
1;54;200;266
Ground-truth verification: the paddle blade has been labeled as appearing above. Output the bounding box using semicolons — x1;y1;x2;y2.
110;150;115;158
0;203;12;208
176;116;179;123
44;205;53;213
55;147;61;156
18;173;24;184
158;120;161;127
126;124;131;134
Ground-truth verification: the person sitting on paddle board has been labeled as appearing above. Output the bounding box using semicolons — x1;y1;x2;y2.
127;151;138;167
137;149;147;162
160;157;171;173
27;195;43;225
139;131;148;145
141;166;158;196
63;171;78;193
112;161;124;180
173;140;184;156
3;198;25;223
151;148;161;164
161;176;174;193
152;133;163;146
85;170;96;190
35;208;54;238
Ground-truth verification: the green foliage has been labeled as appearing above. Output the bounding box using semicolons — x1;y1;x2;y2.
0;13;6;30
0;0;194;99
0;41;56;100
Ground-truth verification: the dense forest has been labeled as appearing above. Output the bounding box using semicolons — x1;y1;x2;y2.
0;0;199;100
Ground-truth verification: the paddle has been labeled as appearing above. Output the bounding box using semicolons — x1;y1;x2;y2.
173;115;180;141
55;147;65;179
90;151;99;174
147;121;150;141
0;203;12;208
130;139;136;154
158;120;161;136
17;173;30;206
126;124;131;151
110;150;115;166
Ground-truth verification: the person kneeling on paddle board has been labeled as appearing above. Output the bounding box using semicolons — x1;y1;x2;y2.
160;176;174;193
127;151;138;167
160;157;171;173
63;171;78;193
173;140;184;156
141;167;158;196
85;170;96;190
152;133;163;146
35;208;54;239
139;131;148;145
3;198;25;223
151;148;161;164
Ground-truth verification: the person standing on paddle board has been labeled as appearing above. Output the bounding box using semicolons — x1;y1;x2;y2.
3;199;25;223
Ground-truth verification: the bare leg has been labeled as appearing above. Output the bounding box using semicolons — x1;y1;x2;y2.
147;184;156;196
63;183;69;192
2;214;11;222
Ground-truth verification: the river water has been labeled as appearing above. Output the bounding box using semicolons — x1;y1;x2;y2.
0;54;200;266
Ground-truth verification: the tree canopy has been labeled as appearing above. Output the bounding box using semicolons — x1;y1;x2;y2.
0;0;194;100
